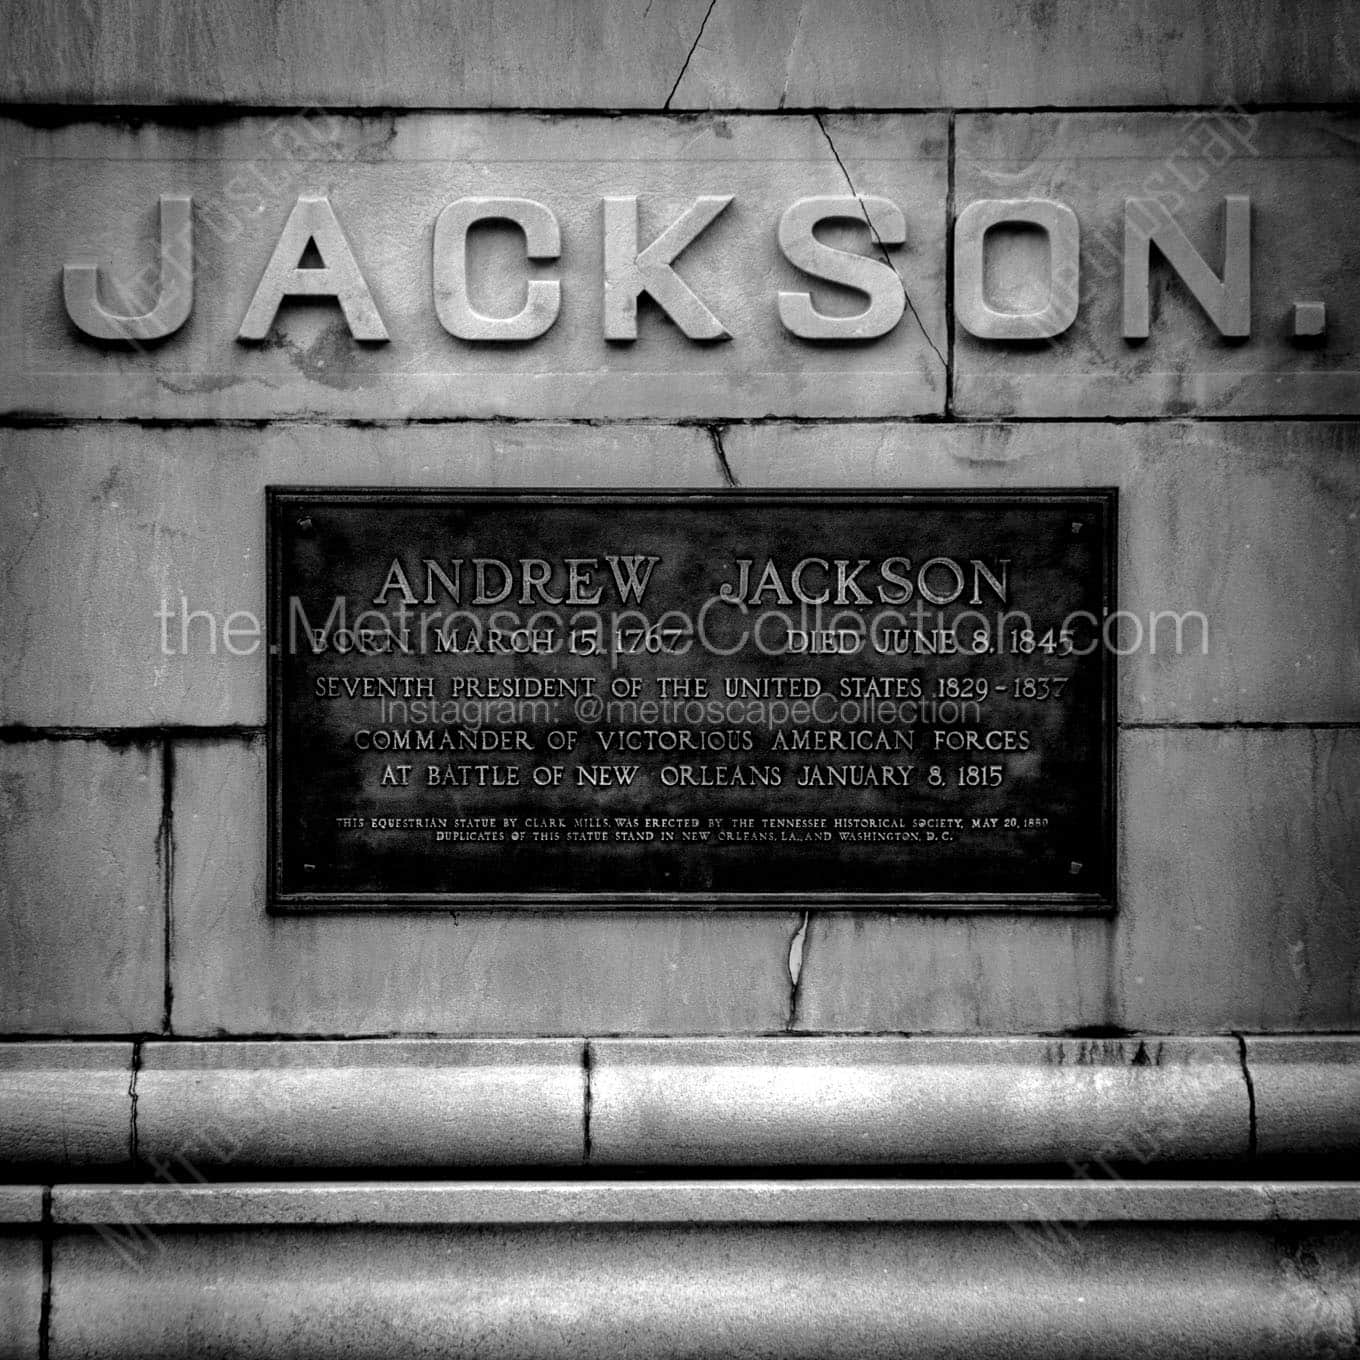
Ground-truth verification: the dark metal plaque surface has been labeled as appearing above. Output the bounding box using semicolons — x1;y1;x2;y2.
268;489;1115;910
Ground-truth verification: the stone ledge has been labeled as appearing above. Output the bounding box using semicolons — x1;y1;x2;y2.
3;1036;1358;1172
1246;1035;1360;1157
589;1036;1250;1166
0;1186;43;1223
44;1192;1360;1360
0;1043;133;1168
48;1179;1360;1226
136;1039;586;1168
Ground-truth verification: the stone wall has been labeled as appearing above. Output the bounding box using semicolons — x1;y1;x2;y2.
1;3;1357;1355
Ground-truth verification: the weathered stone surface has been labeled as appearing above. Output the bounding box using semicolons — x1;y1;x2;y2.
0;114;946;419
590;1037;1247;1166
136;1040;584;1167
0;1189;42;1360
0;1034;1334;1169
8;419;1358;729
50;1215;1360;1359
672;0;1360;110
1247;1036;1360;1159
0;1190;42;1224
0;0;714;106
50;1178;1360;1226
0;1191;41;1360
954;113;1360;416
169;739;796;1035
6;424;1353;1037
791;729;1360;1034
1113;728;1360;1033
166;729;1359;1041
0;1043;133;1167
792;910;1112;1035
0;741;163;1033
0;422;717;727
0;1035;1335;1171
0;1231;40;1360
3;0;1355;108
724;420;1360;725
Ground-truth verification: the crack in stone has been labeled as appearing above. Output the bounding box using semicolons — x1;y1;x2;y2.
582;1039;593;1163
38;1186;52;1360
158;740;175;1035
785;911;810;1030
129;1040;142;1166
664;0;720;109
813;113;949;374
709;424;738;485
944;110;956;415
778;0;810;109
1233;1030;1258;1160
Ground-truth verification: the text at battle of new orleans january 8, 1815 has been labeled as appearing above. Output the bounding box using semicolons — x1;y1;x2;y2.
268;490;1115;909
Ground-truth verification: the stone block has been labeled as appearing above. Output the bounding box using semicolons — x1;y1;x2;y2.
0;422;718;727
954;113;1360;416
0;1189;41;1360
1247;1036;1360;1158
792;909;1112;1035
169;738;796;1035
0;0;717;106
0;1232;40;1360
671;0;1360;109
0;1190;42;1224
0;1187;43;1360
589;1036;1247;1166
136;1039;584;1168
1113;728;1360;1033
0;1043;133;1167
723;420;1360;725
0;741;163;1032
0;114;946;419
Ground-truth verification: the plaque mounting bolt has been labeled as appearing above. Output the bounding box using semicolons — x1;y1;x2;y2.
297;516;313;532
1071;521;1083;534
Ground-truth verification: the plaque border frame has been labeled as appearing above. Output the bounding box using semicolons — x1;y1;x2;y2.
267;487;1117;913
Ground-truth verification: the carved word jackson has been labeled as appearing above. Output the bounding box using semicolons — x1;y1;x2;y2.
64;193;1255;344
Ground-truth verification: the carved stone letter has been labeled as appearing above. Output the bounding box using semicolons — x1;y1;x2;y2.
777;195;907;340
433;197;561;341
954;199;1080;341
238;195;388;342
63;195;194;342
602;195;732;341
1123;195;1251;339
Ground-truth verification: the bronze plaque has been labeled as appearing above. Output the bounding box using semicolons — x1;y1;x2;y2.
268;489;1116;910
